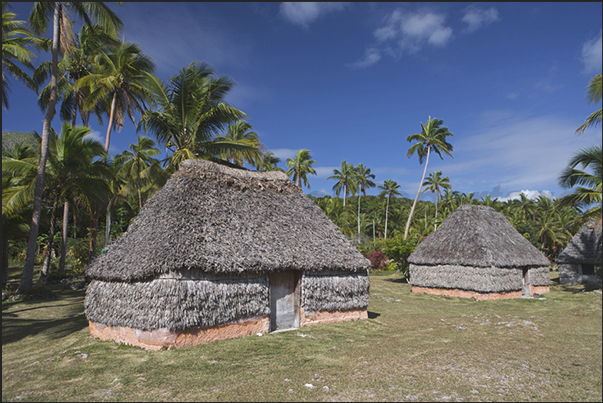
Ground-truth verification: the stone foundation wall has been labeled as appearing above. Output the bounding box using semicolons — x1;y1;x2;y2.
299;307;367;326
411;286;549;300
89;316;270;351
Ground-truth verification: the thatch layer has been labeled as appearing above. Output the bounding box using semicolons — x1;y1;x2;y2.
301;271;370;314
86;159;369;281
408;205;550;268
84;275;269;331
528;266;551;286
409;264;523;292
557;220;602;265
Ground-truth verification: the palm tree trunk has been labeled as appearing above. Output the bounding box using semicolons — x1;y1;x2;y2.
343;183;347;207
20;4;61;291
384;193;390;240
105;202;112;247
434;190;439;232
2;236;9;288
88;206;100;263
58;200;69;278
105;91;117;151
357;190;361;242
40;196;59;283
404;146;431;240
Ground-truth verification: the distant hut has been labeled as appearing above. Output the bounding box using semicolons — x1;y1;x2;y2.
84;159;369;350
556;219;602;285
407;205;550;300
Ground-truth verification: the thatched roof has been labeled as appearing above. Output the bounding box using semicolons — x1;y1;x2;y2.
408;205;550;268
86;159;369;281
556;219;602;265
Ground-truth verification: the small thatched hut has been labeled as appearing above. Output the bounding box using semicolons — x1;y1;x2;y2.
556;219;602;285
84;159;369;350
407;204;550;300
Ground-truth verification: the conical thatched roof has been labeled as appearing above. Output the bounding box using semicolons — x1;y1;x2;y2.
87;159;369;281
556;219;602;265
408;204;550;268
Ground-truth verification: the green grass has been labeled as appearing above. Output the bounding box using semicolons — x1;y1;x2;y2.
2;267;601;402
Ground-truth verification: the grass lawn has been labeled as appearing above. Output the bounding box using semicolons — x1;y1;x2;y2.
2;267;601;402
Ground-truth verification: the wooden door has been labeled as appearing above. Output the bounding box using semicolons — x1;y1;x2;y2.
269;271;300;332
521;268;530;297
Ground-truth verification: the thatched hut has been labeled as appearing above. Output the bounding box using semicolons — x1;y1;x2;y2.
556;220;602;285
84;159;369;350
407;205;550;300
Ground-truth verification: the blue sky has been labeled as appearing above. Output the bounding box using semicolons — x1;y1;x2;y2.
3;2;602;203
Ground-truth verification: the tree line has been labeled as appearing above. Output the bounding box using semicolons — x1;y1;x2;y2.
2;2;601;290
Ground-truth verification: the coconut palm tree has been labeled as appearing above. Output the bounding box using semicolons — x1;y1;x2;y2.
78;41;154;152
576;74;602;134
355;164;375;241
378;179;401;240
258;151;283;172
2;1;37;110
328;160;358;207
19;2;121;290
285;149;317;189
403;117;454;240
557;145;602;223
214;120;263;168
138;61;247;172
421;171;451;230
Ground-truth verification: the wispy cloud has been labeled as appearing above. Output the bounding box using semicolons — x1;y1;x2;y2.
461;6;499;33
279;2;348;28
269;148;298;161
347;48;382;69
581;29;602;75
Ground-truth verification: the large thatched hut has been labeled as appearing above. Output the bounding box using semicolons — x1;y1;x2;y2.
407;204;550;300
556;219;602;285
84;159;370;350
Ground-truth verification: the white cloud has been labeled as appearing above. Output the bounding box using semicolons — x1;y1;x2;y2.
279;2;348;28
497;190;555;203
84;130;104;145
461;6;499;33
581;29;602;75
315;166;338;179
269;148;299;161
350;8;452;68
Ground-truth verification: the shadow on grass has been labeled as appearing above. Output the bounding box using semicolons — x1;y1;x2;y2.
560;284;603;294
384;277;408;284
368;311;381;319
2;312;88;345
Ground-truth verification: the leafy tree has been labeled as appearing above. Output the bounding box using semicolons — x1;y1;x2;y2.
139;61;247;172
328;160;357;207
214;120;264;169
576;74;602;134
2;1;37;110
422;171;450;230
378;179;401;240
404;117;454;240
20;1;122;290
285;149;317;189
258;151;283;172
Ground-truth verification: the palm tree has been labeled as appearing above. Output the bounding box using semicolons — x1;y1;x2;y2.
20;2;121;290
355;164;375;241
378;179;401;240
138;61;247;172
421;171;451;230
79;41;154;152
576;74;602;134
328;160;358;207
258;151;283;172
557;145;602;223
2;1;37;110
214;120;263;168
403;117;454;240
285;149;317;189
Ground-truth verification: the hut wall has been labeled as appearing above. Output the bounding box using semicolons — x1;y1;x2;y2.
84;271;269;332
409;264;523;293
301;270;370;314
527;266;551;286
558;263;602;285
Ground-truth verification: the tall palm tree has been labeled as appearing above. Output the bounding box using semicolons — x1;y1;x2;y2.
422;171;451;230
259;151;283;172
2;1;37;110
404;117;454;240
378;179;401;240
138;61;247;172
557;145;602;223
328;160;358;207
355;164;375;241
78;41;154;152
576;74;602;134
285;149;317;189
20;2;121;290
214;120;263;168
